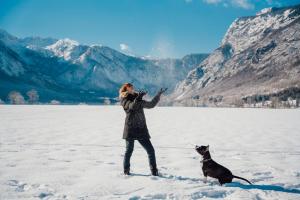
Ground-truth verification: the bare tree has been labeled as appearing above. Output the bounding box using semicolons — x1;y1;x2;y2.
246;96;252;106
8;91;25;104
233;98;244;108
26;89;39;104
270;96;280;108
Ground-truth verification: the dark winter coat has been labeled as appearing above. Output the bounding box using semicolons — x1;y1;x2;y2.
120;91;161;140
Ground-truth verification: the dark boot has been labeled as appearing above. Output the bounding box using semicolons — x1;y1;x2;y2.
124;168;130;175
151;167;159;176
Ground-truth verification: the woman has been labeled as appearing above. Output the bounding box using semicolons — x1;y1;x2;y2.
119;83;167;176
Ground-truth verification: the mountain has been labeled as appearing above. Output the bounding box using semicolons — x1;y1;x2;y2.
149;53;209;85
0;29;208;104
168;4;300;107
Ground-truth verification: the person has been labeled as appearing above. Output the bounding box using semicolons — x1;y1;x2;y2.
119;83;167;176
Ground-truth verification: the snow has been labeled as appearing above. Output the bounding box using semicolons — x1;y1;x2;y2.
45;38;80;60
222;8;298;54
256;8;273;16
1;105;300;199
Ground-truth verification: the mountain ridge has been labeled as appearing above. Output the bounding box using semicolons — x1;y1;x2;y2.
0;29;208;104
167;4;300;107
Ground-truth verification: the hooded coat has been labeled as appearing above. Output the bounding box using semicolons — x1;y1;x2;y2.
120;91;161;140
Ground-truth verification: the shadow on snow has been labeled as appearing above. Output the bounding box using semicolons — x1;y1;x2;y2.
127;173;300;195
225;182;300;194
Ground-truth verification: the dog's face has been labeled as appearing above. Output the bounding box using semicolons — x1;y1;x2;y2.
195;145;209;155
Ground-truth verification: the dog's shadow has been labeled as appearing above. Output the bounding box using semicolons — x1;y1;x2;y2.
225;182;300;194
129;173;300;194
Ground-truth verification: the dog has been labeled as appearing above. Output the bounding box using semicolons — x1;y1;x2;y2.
195;145;252;185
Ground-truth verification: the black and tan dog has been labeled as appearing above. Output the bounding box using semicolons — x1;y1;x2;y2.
195;145;252;185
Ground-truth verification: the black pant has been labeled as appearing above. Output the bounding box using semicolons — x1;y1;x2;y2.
123;138;157;170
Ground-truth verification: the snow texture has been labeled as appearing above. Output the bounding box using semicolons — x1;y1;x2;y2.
1;105;300;199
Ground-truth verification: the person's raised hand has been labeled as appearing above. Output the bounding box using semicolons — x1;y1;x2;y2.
136;90;147;101
158;87;168;95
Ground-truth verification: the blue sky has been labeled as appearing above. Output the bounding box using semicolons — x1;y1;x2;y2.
0;0;299;58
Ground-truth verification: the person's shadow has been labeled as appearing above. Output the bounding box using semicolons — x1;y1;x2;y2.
225;182;300;194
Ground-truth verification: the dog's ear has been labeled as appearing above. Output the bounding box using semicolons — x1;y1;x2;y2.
206;145;209;150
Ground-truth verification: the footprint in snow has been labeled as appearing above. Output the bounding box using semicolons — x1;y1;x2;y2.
253;171;272;176
190;189;230;199
7;180;31;192
7;180;68;199
37;192;53;199
6;164;16;167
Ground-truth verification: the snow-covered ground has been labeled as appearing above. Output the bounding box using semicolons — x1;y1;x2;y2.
1;105;300;200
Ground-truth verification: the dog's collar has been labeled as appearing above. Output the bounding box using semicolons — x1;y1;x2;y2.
201;158;212;163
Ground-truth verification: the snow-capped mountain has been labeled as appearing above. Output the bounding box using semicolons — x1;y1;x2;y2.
0;29;208;103
169;4;300;106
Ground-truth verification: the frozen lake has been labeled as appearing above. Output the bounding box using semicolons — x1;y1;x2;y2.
1;105;300;199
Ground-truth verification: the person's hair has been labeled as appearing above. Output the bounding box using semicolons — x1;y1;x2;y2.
119;82;133;99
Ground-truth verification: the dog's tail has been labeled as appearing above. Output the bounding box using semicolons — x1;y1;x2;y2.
233;175;252;185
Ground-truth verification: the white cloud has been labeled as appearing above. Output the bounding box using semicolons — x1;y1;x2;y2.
231;0;254;9
119;43;137;56
197;0;282;9
203;0;222;4
265;0;281;7
120;43;130;51
202;0;254;9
